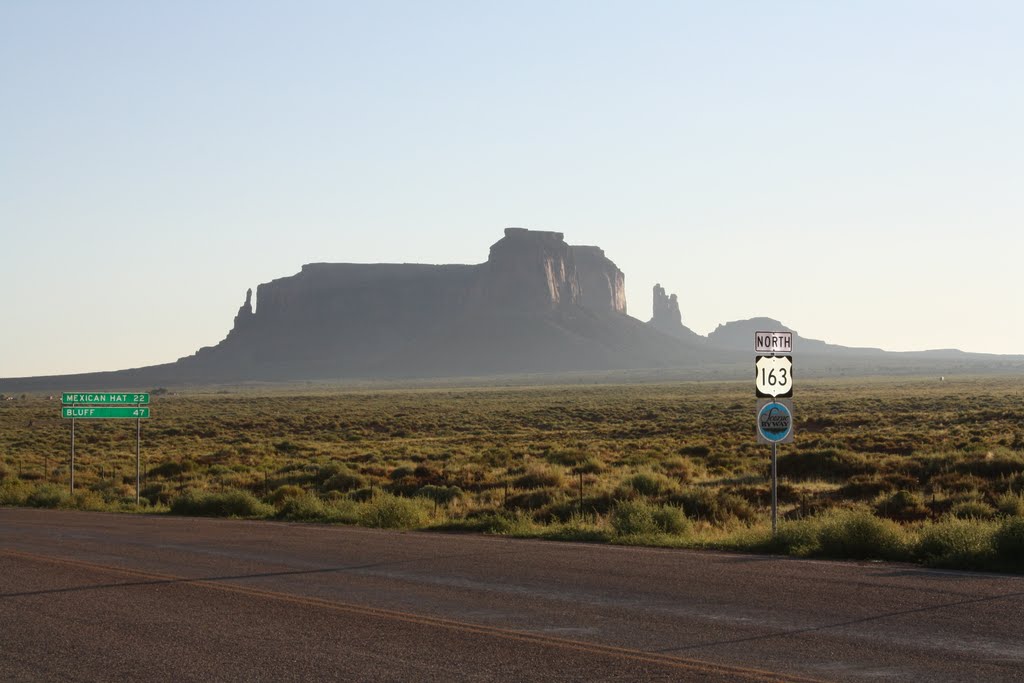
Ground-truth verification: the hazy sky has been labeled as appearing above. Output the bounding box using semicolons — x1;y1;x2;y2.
2;1;1022;377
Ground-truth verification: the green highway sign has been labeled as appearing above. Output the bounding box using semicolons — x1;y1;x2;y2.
62;392;150;405
62;407;150;419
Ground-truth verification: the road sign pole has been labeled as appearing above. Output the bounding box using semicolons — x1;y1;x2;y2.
70;416;76;494
771;443;778;535
136;414;141;506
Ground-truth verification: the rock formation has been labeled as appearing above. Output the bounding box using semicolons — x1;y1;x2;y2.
7;226;1011;392
168;228;709;381
647;284;703;344
572;246;626;315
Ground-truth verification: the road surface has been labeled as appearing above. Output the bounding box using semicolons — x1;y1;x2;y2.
1;509;1022;681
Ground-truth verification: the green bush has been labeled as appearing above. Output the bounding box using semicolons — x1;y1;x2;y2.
514;466;564;490
275;494;359;523
321;468;367;493
624;470;675;497
611;500;659;536
994;517;1024;564
672;487;757;523
916;517;996;568
767;518;823;556
571;458;604;475
147;459;196;479
268;484;306;506
170;489;273;518
416;484;463;505
27;484;67;509
949;500;997;520
877;490;929;521
506;488;556;510
652;505;690;535
817;509;907;561
995;492;1024;517
277;493;331;521
0;480;29;506
358;493;430;529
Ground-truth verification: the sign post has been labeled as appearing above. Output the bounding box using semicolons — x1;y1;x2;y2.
62;393;151;504
755;332;794;534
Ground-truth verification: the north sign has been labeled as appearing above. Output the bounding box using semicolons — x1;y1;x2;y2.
62;407;150;419
755;331;792;354
755;355;793;398
62;392;150;405
757;399;794;444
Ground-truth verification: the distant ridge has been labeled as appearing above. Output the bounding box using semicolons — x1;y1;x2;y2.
1;228;1021;391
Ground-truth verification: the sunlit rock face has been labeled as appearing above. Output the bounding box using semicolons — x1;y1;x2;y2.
572;245;626;315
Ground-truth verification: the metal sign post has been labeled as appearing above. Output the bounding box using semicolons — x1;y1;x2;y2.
772;443;777;534
136;409;141;506
70;416;76;494
755;333;794;535
62;393;151;504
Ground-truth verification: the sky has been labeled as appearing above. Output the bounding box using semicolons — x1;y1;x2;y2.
2;1;1022;377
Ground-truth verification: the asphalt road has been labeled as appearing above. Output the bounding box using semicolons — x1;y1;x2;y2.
1;510;1022;682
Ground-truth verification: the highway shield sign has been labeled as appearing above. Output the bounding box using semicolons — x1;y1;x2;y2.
755;355;793;398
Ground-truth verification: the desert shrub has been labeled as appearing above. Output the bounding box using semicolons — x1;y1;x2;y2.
276;494;358;523
148;459;197;479
26;484;67;509
0;480;29;506
817;509;907;561
71;491;114;512
953;449;1024;478
545;448;587;467
358;493;430;529
671;487;757;523
950;500;997;520
389;465;416;481
766;518;823;556
277;494;331;521
268;484;306;506
416;485;463;505
994;517;1024;565
876;490;929;521
623;470;675;497
780;449;872;480
506;489;556;510
447;511;536;535
652;505;690;535
839;475;898;499
140;482;172;505
322;468;367;493
661;457;701;484
995;492;1024;517
928;472;987;494
348;487;376;502
515;466;564;490
916;517;996;568
611;500;659;536
717;492;758;523
170;489;273;518
679;445;711;458
543;514;611;543
571;458;604;475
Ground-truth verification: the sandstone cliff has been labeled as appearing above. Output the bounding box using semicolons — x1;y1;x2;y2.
3;226;1022;391
173;228;707;381
571;246;626;315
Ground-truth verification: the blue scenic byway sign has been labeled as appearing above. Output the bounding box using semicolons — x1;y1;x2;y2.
757;399;794;444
